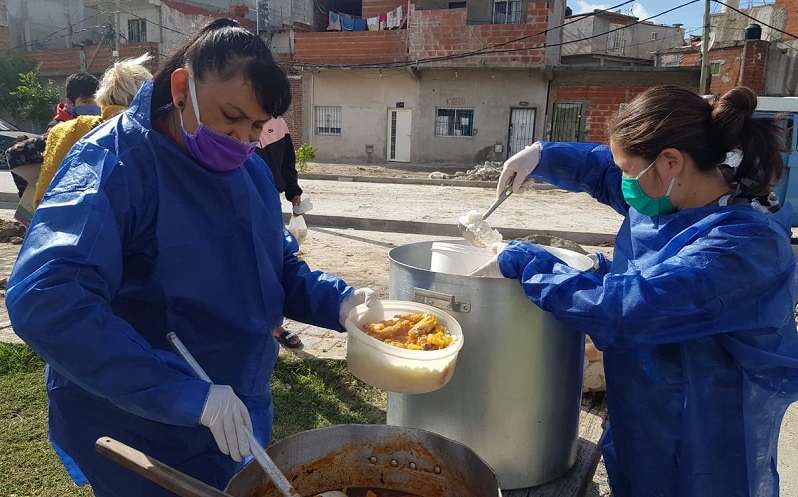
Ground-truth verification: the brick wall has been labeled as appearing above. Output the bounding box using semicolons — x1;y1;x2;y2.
294;30;408;64
776;0;798;42
554;84;655;143
363;0;406;20
708;45;744;95
407;2;550;67
283;73;304;145
739;40;769;94
25;43;160;77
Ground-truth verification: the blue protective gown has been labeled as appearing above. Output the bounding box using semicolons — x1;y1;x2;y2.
497;142;798;497
5;81;353;497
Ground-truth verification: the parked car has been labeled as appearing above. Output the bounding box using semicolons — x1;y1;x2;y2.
0;118;35;169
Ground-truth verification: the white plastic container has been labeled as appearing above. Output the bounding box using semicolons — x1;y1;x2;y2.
345;300;464;394
430;242;493;276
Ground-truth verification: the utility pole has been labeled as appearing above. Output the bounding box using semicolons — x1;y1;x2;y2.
699;0;711;95
114;0;121;61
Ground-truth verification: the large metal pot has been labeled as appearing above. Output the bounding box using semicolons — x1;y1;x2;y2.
387;241;585;489
224;424;502;497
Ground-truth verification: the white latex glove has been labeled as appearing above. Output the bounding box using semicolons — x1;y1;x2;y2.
339;287;377;326
200;385;252;462
468;242;508;278
497;142;541;195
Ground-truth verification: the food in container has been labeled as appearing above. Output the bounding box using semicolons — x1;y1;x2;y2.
345;300;464;394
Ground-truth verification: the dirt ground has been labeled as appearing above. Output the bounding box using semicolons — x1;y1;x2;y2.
0;163;796;495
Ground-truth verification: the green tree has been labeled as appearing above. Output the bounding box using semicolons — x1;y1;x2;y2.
10;68;61;129
0;49;37;113
295;143;317;173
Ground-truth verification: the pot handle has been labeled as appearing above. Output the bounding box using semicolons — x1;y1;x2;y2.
95;437;234;497
413;288;470;313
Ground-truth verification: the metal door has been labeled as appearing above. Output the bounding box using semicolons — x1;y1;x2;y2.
508;107;536;158
388;109;412;162
550;102;583;142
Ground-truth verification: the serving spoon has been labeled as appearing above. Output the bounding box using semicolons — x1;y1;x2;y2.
166;332;346;497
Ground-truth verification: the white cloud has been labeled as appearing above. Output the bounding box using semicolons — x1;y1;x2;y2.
629;3;653;20
573;1;653;20
574;1;611;14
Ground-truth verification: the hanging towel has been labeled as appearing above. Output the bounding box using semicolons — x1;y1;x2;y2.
394;6;403;28
340;14;355;31
379;13;388;30
353;18;367;31
367;16;380;31
386;9;397;29
327;11;341;31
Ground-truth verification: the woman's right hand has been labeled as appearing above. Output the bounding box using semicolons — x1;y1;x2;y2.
200;385;252;462
497;142;541;196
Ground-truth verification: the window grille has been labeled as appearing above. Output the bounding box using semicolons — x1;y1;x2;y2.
607;23;626;54
315;106;342;136
435;108;474;137
492;0;523;24
127;19;147;43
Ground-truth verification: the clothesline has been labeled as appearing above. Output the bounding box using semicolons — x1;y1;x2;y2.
327;5;406;32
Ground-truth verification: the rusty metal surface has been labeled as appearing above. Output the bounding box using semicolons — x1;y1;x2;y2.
224;425;501;497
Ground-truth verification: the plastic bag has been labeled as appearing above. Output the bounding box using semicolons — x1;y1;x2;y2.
288;214;308;245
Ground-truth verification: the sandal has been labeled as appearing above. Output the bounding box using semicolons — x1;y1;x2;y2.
275;330;303;348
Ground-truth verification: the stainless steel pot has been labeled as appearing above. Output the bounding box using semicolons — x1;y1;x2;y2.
224;424;502;497
387;241;585;489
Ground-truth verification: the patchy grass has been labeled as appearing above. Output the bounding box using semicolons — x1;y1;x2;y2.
0;343;386;496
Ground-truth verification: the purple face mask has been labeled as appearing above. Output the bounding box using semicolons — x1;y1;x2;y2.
179;75;258;172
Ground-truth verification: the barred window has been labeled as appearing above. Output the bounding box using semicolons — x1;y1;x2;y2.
492;0;523;24
315;106;342;136
127;19;147;43
435;108;474;137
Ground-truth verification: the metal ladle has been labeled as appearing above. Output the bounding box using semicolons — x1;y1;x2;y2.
166;332;346;497
457;184;513;247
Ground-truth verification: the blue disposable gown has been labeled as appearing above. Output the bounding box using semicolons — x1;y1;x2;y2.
5;81;353;497
497;142;798;497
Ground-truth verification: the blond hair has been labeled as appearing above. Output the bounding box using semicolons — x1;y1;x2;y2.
95;53;153;107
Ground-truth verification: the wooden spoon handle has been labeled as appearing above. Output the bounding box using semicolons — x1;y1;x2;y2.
95;437;234;497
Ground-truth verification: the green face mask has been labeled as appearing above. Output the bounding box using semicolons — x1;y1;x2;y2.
621;158;677;217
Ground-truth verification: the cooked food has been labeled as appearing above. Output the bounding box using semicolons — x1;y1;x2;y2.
364;313;453;350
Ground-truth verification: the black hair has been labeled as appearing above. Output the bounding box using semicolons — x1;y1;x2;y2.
610;85;784;195
65;71;100;103
151;18;290;117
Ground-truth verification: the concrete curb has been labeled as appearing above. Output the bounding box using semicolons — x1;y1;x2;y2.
283;213;617;246
298;173;557;190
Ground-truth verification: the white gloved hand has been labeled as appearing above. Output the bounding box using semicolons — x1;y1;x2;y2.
339;287;377;326
200;385;252;462
468;242;508;278
497;142;541;195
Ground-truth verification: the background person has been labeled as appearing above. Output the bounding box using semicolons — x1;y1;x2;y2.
35;53;153;208
255;116;304;348
6;18;374;497
473;85;798;497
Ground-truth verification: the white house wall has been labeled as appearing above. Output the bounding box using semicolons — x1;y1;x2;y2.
304;68;548;164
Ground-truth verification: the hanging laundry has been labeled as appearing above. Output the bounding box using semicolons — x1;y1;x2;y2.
394;5;403;28
327;11;341;31
340;14;355;31
353;18;368;31
386;9;397;29
379;13;388;30
367;16;380;31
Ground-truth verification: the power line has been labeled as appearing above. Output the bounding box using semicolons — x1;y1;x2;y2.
11;12;103;50
290;0;699;70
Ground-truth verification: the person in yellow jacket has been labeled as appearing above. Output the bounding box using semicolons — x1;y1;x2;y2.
35;54;153;208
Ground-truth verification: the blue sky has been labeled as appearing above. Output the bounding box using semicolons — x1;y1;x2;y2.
571;1;776;37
